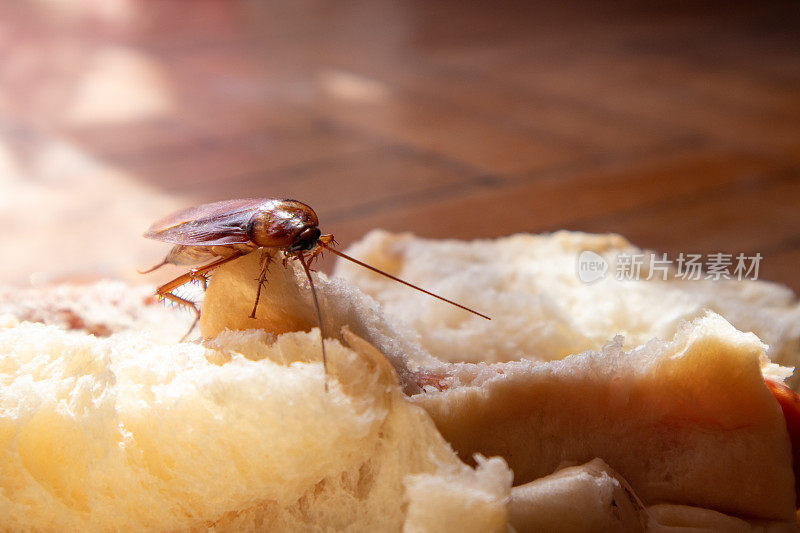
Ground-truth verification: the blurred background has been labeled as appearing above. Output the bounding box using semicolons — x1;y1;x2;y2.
1;0;798;292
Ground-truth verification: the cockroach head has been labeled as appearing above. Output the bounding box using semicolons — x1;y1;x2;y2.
289;227;321;252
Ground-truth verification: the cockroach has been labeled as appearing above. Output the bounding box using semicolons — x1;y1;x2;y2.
142;198;489;388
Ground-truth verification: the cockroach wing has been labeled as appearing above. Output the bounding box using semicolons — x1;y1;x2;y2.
144;198;280;245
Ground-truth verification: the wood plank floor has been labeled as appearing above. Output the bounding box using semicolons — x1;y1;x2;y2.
1;0;798;294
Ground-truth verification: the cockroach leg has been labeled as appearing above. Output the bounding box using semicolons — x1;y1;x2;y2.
185;270;210;290
156;253;243;296
314;234;336;257
158;291;201;341
307;234;336;265
249;250;273;319
154;252;245;340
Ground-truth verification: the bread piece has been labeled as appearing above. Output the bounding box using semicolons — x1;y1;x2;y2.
334;230;800;386
197;238;796;523
411;313;795;521
0;280;191;341
509;458;646;532
507;459;796;533
403;455;511;533
0;318;512;531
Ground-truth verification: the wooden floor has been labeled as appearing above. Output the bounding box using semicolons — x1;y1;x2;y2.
1;0;799;293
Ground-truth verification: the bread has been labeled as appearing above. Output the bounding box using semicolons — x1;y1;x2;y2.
411;313;795;521
508;458;645;532
334;230;800;384
0;280;191;342
0;317;511;531
1;230;798;531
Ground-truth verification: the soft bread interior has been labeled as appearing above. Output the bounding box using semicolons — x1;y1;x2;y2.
334;230;800;385
0;317;512;531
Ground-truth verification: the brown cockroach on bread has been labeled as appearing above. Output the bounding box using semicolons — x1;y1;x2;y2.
142;198;490;388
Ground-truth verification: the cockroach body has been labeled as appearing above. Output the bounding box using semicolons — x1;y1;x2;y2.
142;198;489;388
